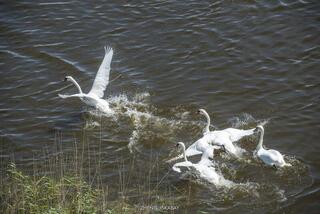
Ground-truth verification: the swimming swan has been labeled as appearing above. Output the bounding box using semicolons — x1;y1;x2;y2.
172;142;194;173
254;125;291;169
172;142;229;185
198;109;255;141
58;47;114;114
197;109;255;155
166;137;224;163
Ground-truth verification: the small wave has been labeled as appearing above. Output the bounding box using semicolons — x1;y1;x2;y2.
33;42;64;48
38;1;75;6
0;49;37;62
209;181;287;205
39;51;87;73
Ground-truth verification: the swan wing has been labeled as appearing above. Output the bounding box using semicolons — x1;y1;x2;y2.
223;128;255;142
172;161;193;173
267;149;282;156
195;164;220;184
166;139;207;163
258;149;284;166
88;47;113;98
198;148;214;166
267;149;286;165
185;141;203;157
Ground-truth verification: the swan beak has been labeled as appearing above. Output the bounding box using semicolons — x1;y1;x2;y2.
175;143;180;148
254;127;259;133
64;77;68;82
197;110;201;114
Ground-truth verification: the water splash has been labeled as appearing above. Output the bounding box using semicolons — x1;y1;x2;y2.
228;113;269;129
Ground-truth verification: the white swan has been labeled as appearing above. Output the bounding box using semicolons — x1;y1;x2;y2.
254;125;291;169
58;47;114;114
172;142;194;173
166;137;224;163
198;109;255;141
173;142;231;186
197;109;255;155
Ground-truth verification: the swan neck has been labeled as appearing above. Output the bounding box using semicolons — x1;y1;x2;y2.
181;144;188;162
204;111;211;133
69;77;83;94
257;129;264;150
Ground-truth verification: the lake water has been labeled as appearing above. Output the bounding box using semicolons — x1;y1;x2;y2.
0;0;319;213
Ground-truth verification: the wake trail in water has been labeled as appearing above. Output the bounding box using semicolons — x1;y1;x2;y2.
87;92;270;157
81;92;309;200
104;93;199;152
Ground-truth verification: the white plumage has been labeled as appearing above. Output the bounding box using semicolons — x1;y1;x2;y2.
172;142;232;186
166;136;223;163
59;47;114;113
197;109;255;156
254;125;291;168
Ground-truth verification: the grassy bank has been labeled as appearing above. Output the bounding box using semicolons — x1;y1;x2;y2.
1;161;139;213
0;132;182;214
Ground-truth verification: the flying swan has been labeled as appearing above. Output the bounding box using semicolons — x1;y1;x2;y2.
58;47;114;114
254;125;291;169
172;142;231;186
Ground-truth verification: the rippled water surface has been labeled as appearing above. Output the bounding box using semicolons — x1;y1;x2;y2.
0;0;319;213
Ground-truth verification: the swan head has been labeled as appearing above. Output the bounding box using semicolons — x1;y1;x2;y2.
176;142;187;152
176;142;185;149
254;125;264;133
197;109;208;116
64;76;73;82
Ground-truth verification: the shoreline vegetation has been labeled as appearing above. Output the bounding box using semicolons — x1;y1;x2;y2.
0;132;184;214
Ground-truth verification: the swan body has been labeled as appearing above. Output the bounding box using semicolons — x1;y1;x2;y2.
254;125;291;168
59;47;114;114
197;109;255;155
166;137;224;163
172;142;194;173
172;142;223;185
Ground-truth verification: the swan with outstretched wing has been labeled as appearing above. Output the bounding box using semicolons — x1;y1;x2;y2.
172;142;232;186
59;47;114;113
197;109;255;156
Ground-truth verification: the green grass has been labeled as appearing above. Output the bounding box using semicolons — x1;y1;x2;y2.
1;163;126;214
0;128;185;213
0;144;182;213
1;162;141;214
